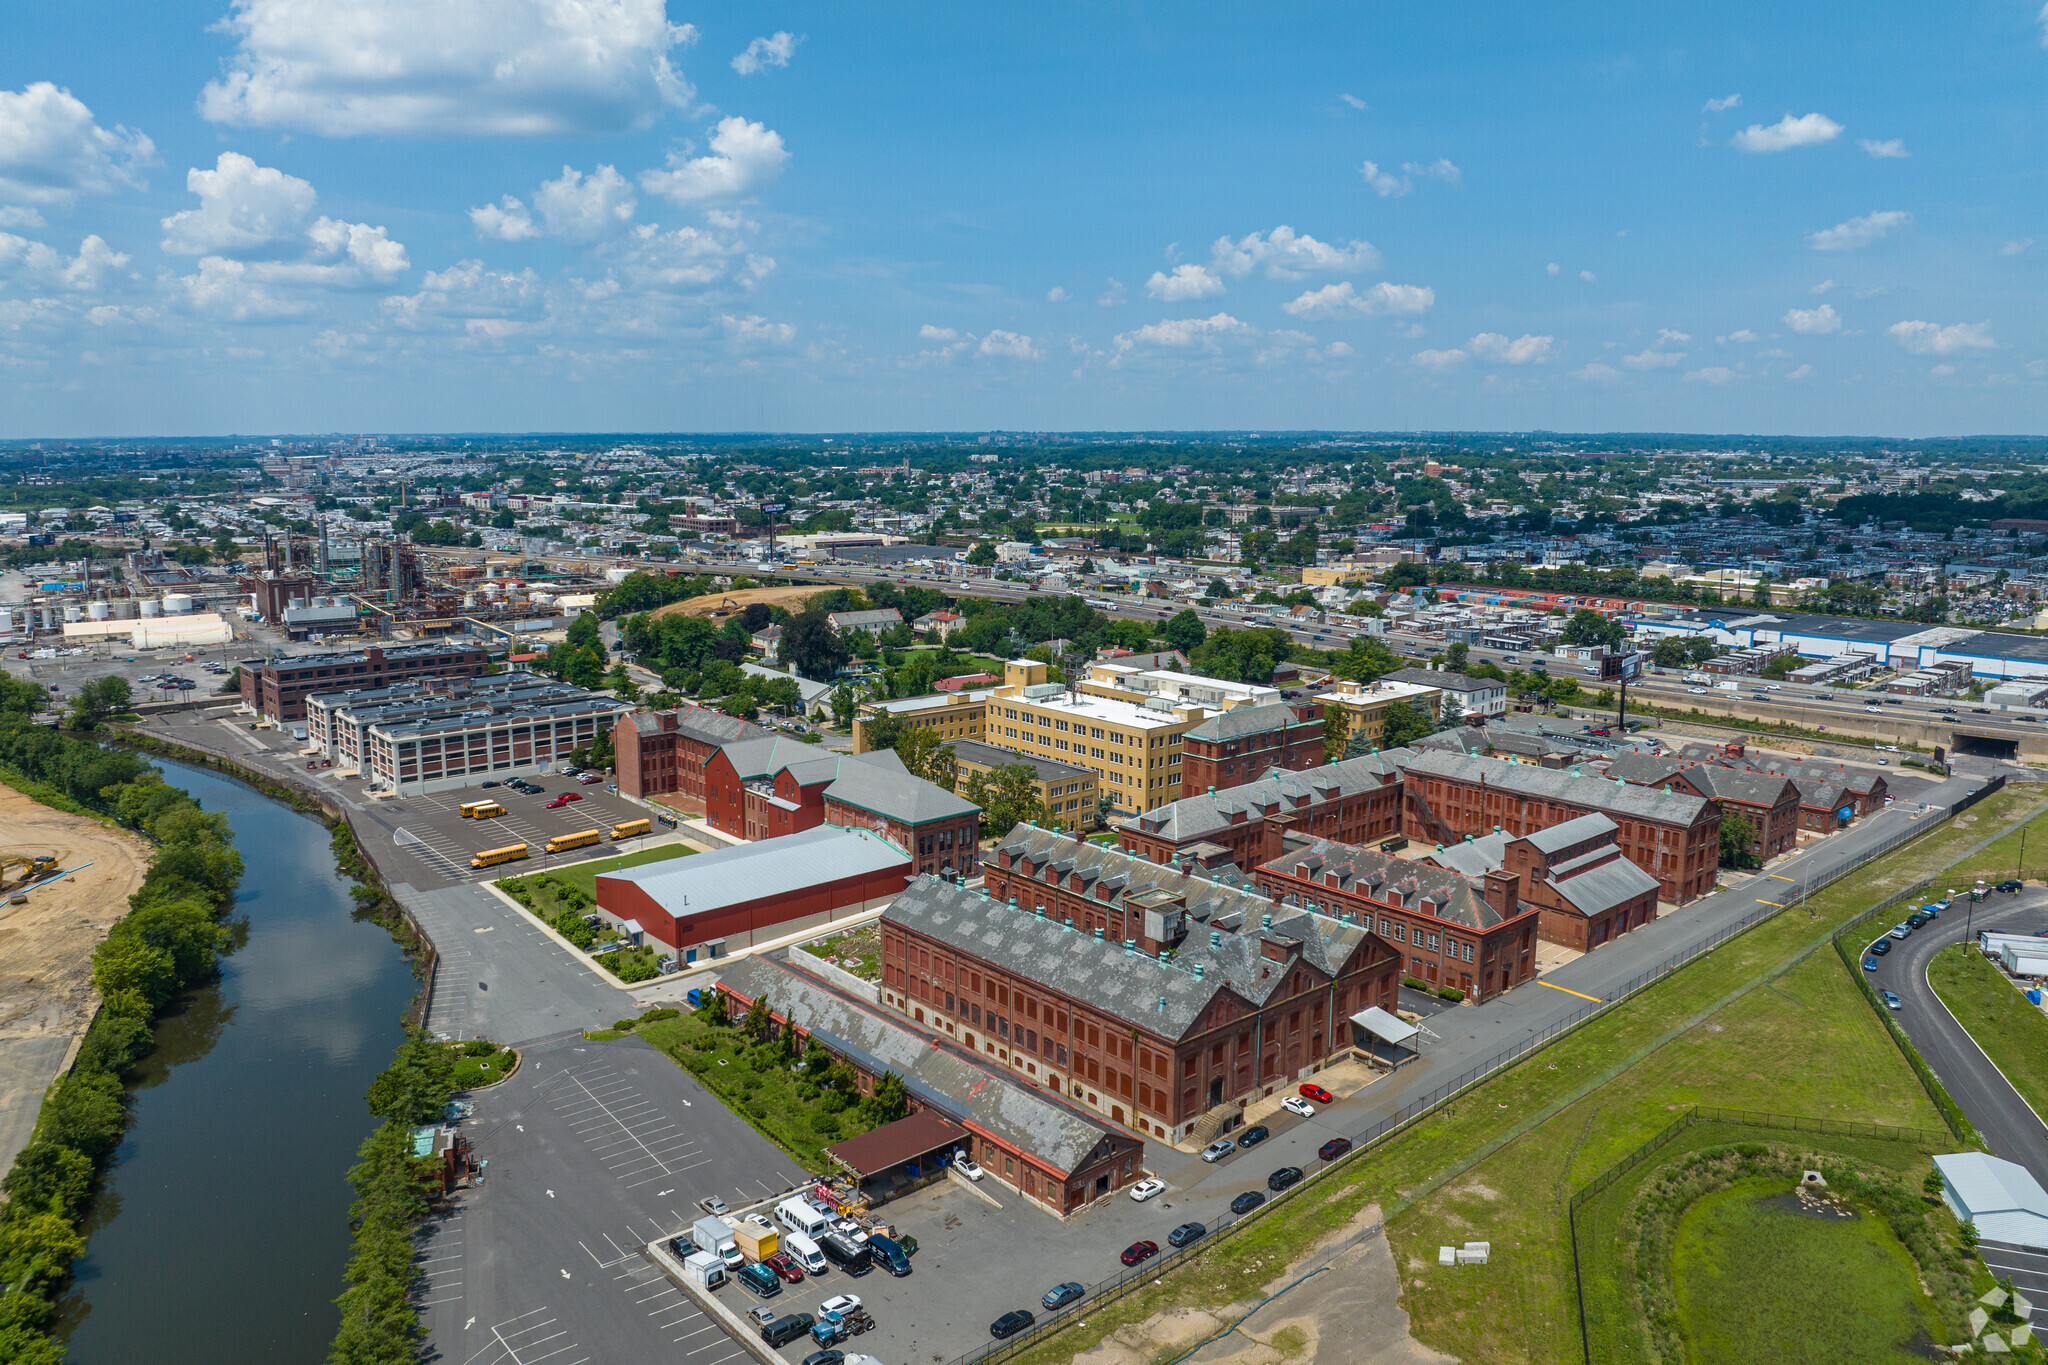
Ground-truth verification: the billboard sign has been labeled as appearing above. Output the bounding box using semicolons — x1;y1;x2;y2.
1600;650;1645;683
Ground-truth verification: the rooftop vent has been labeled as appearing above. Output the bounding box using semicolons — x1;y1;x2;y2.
1094;927;1105;940
1261;913;1272;929
1210;930;1222;948
1193;964;1205;981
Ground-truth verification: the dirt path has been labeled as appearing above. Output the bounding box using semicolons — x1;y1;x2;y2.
1069;1204;1456;1365
0;784;151;1173
650;585;822;621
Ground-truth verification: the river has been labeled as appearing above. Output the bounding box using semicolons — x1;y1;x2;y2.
55;757;420;1364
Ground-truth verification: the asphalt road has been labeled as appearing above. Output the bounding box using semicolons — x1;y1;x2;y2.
1867;893;2048;1180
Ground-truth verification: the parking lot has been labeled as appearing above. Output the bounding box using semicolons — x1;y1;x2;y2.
361;780;684;891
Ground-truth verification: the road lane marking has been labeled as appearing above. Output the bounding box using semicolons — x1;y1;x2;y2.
1537;980;1603;1002
1769;874;1796;881
1754;899;1785;908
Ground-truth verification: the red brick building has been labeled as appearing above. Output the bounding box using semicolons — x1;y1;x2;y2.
909;835;1404;1141
1176;702;1327;795
1417;813;1662;955
1116;752;1408;868
1255;832;1540;1000
702;739;983;879
239;641;487;721
613;706;773;810
1400;751;1720;903
594;824;909;961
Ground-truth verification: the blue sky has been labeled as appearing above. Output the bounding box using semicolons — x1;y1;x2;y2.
2;1;2044;437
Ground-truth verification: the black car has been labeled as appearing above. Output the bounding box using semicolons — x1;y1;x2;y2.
1167;1221;1207;1248
1042;1282;1085;1310
1230;1190;1266;1215
1870;938;1893;956
1999;879;2025;894
1317;1137;1353;1162
737;1263;781;1298
1267;1166;1304;1193
803;1352;845;1365
481;780;501;788
1236;1125;1270;1150
990;1310;1036;1339
667;1234;696;1259
1905;912;1930;929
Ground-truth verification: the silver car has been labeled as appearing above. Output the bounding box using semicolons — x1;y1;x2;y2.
1200;1139;1235;1163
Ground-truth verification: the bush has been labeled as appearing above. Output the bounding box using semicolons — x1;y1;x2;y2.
1402;976;1428;991
1436;986;1466;1002
612;1018;640;1032
640;1007;679;1023
464;1040;497;1057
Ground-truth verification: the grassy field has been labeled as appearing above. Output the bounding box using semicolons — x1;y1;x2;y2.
1000;789;2047;1365
1928;941;2048;1123
449;1041;519;1089
1673;1176;1944;1365
548;841;693;896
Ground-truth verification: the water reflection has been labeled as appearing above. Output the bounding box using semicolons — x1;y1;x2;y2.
54;759;417;1364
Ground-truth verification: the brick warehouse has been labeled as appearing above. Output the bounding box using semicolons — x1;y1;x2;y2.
1418;813;1663;954
1176;701;1327;795
1116;751;1412;868
884;859;1402;1142
240;640;487;721
613;706;774;811
1399;750;1720;903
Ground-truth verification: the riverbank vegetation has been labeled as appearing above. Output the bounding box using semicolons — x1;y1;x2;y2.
0;675;244;1365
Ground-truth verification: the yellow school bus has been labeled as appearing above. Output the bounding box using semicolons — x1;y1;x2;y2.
545;829;602;855
471;843;530;868
462;800;507;819
610;818;651;841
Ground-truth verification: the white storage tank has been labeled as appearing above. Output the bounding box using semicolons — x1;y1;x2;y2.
63;604;83;623
161;593;195;614
86;601;109;621
139;598;162;617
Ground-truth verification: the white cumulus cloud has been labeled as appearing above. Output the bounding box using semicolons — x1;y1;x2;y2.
1468;332;1554;364
639;117;789;205
469;196;540;242
1808;210;1910;252
1358;160;1409;197
1546;262;1560;276
732;31;799;75
1622;345;1685;370
160;152;315;255
0;82;155;208
721;312;794;346
1340;93;1367;110
533;164;636;242
1210;226;1379;280
1281;280;1433;319
1731;111;1842;153
1703;93;1741;113
1859;138;1908;158
1146;263;1225;302
0;232;131;292
979;329;1038;360
1783;303;1841;334
1685;366;1740;383
198;0;699;137
1412;348;1466;373
1402;158;1461;185
1111;312;1247;359
1786;364;1813;380
1887;320;1995;356
918;324;958;342
383;259;543;332
1573;362;1623;382
2001;239;2033;257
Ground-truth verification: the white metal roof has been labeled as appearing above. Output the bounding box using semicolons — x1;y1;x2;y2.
598;825;910;916
1350;1005;1419;1046
1935;1152;2048;1250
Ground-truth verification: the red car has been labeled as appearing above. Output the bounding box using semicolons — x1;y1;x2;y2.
579;773;604;784
1120;1240;1158;1267
1298;1083;1334;1105
764;1252;804;1283
545;793;583;809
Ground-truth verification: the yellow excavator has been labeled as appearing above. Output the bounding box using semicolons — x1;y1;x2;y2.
0;854;59;888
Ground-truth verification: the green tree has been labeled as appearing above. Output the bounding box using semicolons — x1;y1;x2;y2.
1718;810;1758;869
831;683;858;727
964;542;997;566
1382;562;1430;591
960;763;1050;837
1189;626;1294;684
364;1031;458;1125
778;609;851;681
1159;609;1207;653
67;674;132;730
1332;635;1402;683
1559;608;1625;651
865;1070;910;1124
1443;642;1469;672
1380;701;1433;748
892;728;957;790
1651;637;1690;669
1;1142;93;1221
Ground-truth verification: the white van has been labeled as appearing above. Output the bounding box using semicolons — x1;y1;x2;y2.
775;1197;829;1240
783;1230;826;1276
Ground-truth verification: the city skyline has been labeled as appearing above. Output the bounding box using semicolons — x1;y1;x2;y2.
3;1;2045;437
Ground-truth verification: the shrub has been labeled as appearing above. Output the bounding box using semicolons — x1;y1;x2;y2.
1436;985;1465;1002
1402;976;1428;990
464;1040;497;1057
640;1007;680;1023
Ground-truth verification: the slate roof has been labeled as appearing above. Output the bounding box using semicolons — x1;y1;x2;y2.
712;952;1121;1177
1547;857;1661;917
1600;752;1687;787
713;739;976;825
1678;765;1800;810
950;739;1093;783
1180;702;1316;744
1411;727;1492;757
1259;836;1511;931
1126;750;1413;843
1401;750;1715;826
1522;812;1620;854
827;609;904;631
888;872;1371;1040
629;705;775;747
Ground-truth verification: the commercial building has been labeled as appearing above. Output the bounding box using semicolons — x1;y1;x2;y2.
881;863;1403;1142
1117;751;1412;868
239;640;488;721
852;688;996;753
714;953;1145;1216
949;739;1098;835
1177;702;1327;794
613;706;775;810
305;673;585;770
1416;813;1662;955
703;741;982;878
827;608;904;636
1380;667;1508;720
1932;1152;2048;1251
1318;676;1444;750
362;689;631;796
1400;750;1720;903
596;825;910;962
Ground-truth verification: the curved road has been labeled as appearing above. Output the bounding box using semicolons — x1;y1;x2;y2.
1867;892;2048;1177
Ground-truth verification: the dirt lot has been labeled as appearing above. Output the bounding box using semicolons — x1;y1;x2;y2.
650;585;822;621
0;784;152;1172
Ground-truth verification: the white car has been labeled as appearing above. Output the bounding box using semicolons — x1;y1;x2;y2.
1766;683;1782;690
1280;1096;1317;1118
818;1295;863;1317
955;1157;985;1182
1865;704;1883;713
1127;1177;1167;1202
1687;686;1706;695
742;1212;772;1229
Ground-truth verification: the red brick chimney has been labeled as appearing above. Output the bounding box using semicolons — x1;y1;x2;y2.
1483;868;1520;918
1260;815;1295;867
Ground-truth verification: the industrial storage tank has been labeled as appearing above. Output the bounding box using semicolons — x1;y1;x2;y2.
86;600;109;621
112;598;139;619
139;598;161;617
161;593;195;614
63;604;84;623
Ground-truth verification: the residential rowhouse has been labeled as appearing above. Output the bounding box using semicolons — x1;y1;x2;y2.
881;853;1402;1143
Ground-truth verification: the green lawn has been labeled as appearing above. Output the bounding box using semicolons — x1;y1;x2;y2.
1928;941;2048;1124
1674;1176;1944;1365
1001;789;2047;1365
799;922;881;981
548;841;694;897
449;1041;519;1089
